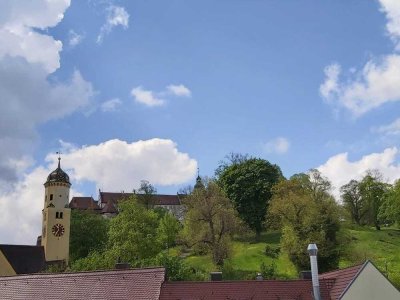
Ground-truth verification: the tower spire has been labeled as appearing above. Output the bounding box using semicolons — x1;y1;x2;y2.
56;151;62;169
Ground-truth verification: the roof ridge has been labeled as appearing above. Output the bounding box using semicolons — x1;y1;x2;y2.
0;267;166;281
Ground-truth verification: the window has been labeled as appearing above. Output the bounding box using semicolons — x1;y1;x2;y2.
50;194;53;201
56;212;59;218
56;212;63;219
60;212;63;219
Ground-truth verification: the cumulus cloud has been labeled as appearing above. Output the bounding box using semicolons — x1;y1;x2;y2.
57;138;197;190
379;0;400;50
131;86;165;107
68;29;84;47
0;1;94;186
264;137;290;154
375;118;400;135
131;84;192;107
0;162;82;244
320;1;400;116
317;147;400;199
101;98;122;112
97;5;129;44
166;84;192;97
0;0;70;73
320;55;400;116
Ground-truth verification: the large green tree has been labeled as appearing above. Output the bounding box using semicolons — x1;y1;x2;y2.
183;180;241;266
108;196;162;262
340;179;367;225
69;210;109;262
217;155;283;240
379;180;399;226
268;172;340;272
358;171;389;230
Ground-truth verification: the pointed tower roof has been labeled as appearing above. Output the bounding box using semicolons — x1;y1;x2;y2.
194;168;205;190
45;155;70;185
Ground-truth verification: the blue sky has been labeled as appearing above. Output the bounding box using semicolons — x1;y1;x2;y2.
1;0;400;244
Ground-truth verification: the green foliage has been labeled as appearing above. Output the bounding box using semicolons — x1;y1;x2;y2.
217;155;283;239
269;172;341;272
137;180;157;208
153;253;196;281
340;179;366;225
157;213;182;249
264;244;280;258
358;171;389;230
69;250;116;271
260;261;277;279
379;180;400;226
183;180;241;266
69;210;109;262
108;196;162;263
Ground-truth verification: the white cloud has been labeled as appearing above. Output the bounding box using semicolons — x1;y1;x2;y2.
0;0;70;73
68;29;84;47
57;138;197;190
375;118;400;135
0;138;197;244
101;98;122;112
320;1;400;116
166;84;192;97
319;63;340;101
131;86;165;107
379;0;400;50
317;147;400;199
320;55;400;116
0;1;94;186
264;137;290;154
97;5;129;44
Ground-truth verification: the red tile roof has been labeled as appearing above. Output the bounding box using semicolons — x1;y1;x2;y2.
99;192;182;206
319;262;364;300
69;197;100;210
160;279;332;300
0;267;165;300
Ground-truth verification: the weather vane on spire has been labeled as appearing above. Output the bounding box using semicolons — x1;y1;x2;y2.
56;151;62;168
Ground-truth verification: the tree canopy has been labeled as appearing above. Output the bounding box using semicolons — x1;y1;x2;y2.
183;180;241;265
268;171;340;272
69;210;109;262
217;155;283;240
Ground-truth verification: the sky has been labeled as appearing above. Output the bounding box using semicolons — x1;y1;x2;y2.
1;0;400;244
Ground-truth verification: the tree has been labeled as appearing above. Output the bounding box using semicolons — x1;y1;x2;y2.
340;179;367;225
379;180;399;226
183;180;241;266
107;196;162;263
157;212;182;249
217;155;283;240
268;173;340;272
359;171;389;230
137;180;157;209
69;210;109;262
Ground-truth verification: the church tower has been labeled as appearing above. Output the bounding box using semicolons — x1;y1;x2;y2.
41;156;71;264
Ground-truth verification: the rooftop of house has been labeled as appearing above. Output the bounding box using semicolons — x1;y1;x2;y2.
0;267;165;300
160;279;332;300
0;245;46;275
69;197;100;210
98;191;182;206
319;261;365;300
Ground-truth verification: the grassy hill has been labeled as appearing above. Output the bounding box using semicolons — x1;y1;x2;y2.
179;226;400;287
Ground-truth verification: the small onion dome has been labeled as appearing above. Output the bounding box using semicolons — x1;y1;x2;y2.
45;157;70;185
194;175;205;190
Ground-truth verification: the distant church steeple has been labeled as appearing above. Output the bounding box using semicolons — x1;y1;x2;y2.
194;167;205;190
41;153;71;265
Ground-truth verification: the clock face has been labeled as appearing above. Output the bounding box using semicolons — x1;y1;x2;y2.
52;223;65;237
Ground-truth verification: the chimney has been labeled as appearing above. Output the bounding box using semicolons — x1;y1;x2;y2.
210;272;222;281
307;244;321;300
